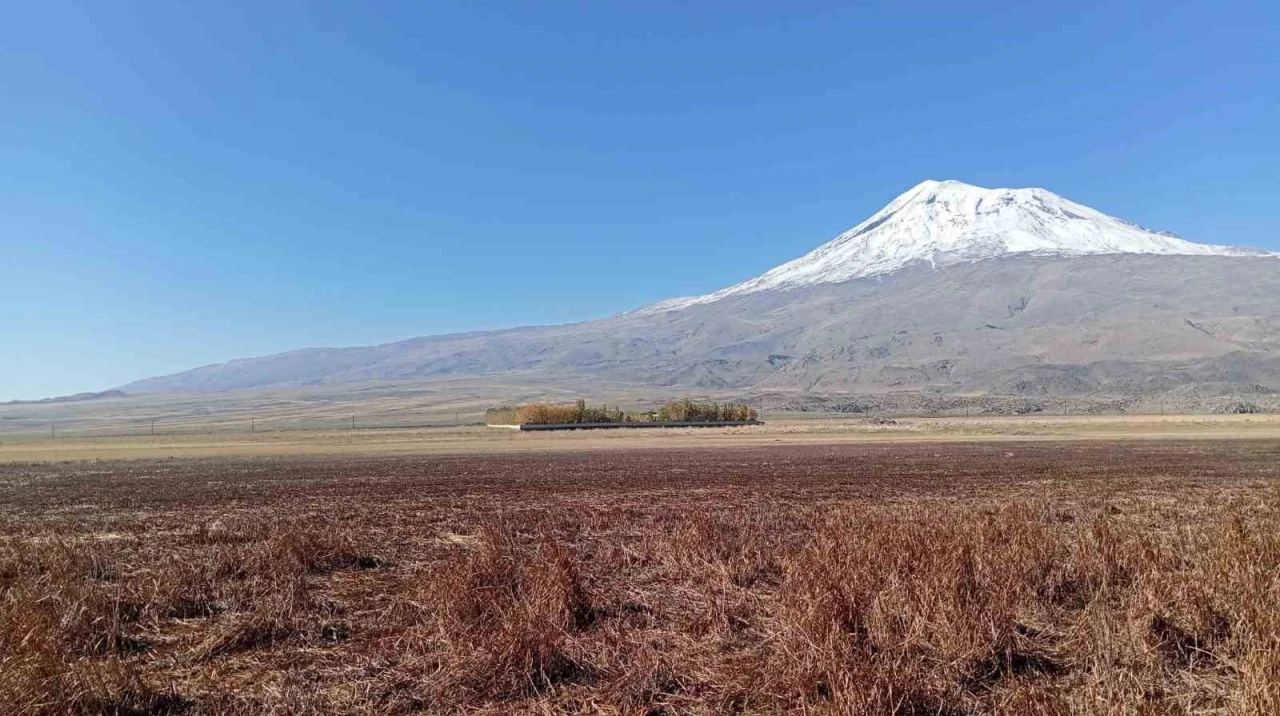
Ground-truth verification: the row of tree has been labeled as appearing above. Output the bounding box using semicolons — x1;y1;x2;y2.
652;399;758;423
516;399;625;425
486;399;758;426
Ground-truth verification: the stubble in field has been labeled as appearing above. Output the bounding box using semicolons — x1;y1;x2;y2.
1;441;1278;714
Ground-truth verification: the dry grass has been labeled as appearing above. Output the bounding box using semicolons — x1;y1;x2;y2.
1;441;1279;714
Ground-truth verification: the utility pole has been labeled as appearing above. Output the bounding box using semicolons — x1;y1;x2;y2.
51;421;56;440
251;418;255;433
351;415;356;430
151;419;155;436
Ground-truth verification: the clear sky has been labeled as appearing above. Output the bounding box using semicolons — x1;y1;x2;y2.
3;1;1278;400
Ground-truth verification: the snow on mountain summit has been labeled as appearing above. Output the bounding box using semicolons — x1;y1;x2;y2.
647;180;1273;312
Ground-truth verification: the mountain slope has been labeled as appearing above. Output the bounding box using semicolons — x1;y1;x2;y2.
120;182;1280;398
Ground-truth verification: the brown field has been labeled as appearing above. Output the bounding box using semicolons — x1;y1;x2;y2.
4;413;1280;462
3;439;1279;714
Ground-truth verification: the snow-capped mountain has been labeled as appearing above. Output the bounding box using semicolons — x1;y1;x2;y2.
647;180;1272;312
119;179;1280;401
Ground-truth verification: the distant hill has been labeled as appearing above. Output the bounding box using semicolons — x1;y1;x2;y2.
4;389;128;406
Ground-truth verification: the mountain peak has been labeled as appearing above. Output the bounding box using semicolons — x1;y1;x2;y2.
646;181;1273;312
914;178;971;190
896;178;972;201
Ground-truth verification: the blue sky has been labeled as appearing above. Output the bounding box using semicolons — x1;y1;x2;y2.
3;1;1278;400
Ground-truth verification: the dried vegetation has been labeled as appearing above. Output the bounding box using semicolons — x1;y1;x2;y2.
487;399;758;426
1;441;1278;714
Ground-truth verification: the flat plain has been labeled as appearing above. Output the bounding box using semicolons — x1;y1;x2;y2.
3;425;1279;714
3;413;1280;462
